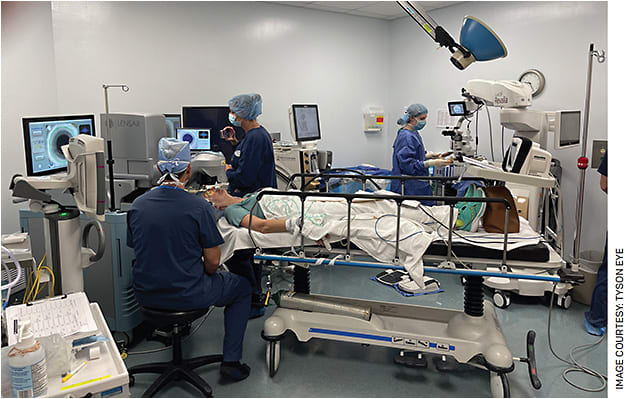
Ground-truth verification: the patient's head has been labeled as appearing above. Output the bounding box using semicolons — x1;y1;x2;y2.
204;188;233;210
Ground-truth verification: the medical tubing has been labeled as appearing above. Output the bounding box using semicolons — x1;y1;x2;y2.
373;215;423;242
546;283;607;391
2;261;12;309
463;275;484;317
1;246;22;291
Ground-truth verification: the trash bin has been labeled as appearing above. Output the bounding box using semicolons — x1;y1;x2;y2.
571;250;603;305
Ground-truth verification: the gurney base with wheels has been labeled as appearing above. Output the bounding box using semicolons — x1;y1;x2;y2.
262;294;516;397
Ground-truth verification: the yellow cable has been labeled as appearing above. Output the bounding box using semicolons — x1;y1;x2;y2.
24;255;46;303
41;266;55;295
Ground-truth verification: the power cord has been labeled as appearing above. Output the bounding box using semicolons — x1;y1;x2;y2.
546;283;607;392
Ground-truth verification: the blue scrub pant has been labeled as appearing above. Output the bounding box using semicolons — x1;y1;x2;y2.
226;249;263;302
205;271;252;362
585;240;607;329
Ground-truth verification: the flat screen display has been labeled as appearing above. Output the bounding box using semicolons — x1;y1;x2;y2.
176;128;211;151
182;106;244;162
23;115;96;176
292;104;321;142
559;111;581;147
448;101;467;116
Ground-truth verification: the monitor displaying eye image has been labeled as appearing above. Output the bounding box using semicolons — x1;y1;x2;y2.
181;106;245;162
291;104;321;142
23;114;96;176
176;128;211;151
448;101;467;116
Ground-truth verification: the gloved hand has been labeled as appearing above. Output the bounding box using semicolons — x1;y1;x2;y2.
424;158;452;168
285;216;303;233
425;152;441;159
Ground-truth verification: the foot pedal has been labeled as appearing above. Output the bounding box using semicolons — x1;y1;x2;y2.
394;351;427;368
433;355;459;372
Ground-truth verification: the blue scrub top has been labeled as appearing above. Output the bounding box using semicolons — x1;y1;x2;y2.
390;128;433;204
127;186;224;310
227;126;277;196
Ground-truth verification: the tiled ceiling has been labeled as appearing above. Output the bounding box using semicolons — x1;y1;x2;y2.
269;1;462;20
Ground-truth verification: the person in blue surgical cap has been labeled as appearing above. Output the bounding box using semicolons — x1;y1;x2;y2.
221;93;277;196
127;138;253;381
390;103;451;206
221;93;277;319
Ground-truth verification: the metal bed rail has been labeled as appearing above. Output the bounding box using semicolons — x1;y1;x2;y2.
287;169;494;193
248;189;515;273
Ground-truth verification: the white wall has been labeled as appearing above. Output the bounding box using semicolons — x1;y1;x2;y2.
1;1;391;233
390;1;608;258
1;1;60;234
1;1;608;260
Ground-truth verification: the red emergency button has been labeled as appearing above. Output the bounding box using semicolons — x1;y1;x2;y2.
376;116;384;124
577;157;589;169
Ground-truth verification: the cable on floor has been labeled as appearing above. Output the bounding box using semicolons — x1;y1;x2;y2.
546;283;607;392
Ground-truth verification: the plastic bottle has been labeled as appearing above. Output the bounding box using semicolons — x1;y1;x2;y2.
8;319;48;397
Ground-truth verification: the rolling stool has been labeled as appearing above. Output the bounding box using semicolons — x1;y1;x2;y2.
128;307;222;397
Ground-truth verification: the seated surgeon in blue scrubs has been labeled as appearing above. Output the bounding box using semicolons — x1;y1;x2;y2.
390;103;451;206
127;138;253;381
221;93;277;319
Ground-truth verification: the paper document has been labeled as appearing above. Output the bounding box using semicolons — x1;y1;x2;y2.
4;292;98;346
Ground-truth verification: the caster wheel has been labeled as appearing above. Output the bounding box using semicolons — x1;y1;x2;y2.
493;290;511;309
128;374;135;387
557;293;572;309
490;372;510;398
265;340;281;377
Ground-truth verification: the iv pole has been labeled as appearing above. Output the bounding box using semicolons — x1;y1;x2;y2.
571;44;606;270
102;84;129;212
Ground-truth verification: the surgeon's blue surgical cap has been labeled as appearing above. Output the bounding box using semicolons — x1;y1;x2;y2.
157;138;190;175
397;103;429;125
228;93;263;120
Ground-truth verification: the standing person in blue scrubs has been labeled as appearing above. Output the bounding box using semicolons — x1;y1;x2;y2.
390;103;451;206
222;93;277;196
585;150;608;336
127;138;253;381
221;93;277;318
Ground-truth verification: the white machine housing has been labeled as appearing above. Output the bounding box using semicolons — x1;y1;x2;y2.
190;151;227;184
503;137;552;177
100;113;168;208
10;135;107;294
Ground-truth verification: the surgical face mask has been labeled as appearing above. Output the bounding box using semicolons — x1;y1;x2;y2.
229;113;241;127
415;120;426;130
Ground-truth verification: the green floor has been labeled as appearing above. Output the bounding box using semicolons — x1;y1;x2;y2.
123;265;607;397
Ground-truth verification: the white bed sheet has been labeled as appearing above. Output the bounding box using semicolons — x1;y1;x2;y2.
216;190;544;286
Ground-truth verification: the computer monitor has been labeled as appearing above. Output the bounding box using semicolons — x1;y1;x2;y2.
289;104;321;142
164;114;181;137
554;110;581;149
182;106;244;162
448;101;468;116
23;114;96;176
176;128;211;151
